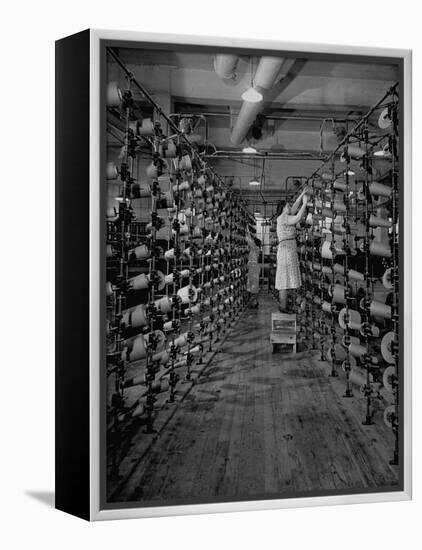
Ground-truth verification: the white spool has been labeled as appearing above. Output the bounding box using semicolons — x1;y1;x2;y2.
370;300;391;320
177;285;198;304
366;241;391;258
330;284;347;305
381;331;396;364
348;342;367;358
179;154;192;171
129;244;150;260
369;214;392;229
121;304;148;329
321;240;333;259
383;365;396;393
359;324;380;338
369;182;392;198
154;296;172;314
146;162;158;179
106;82;122;107
164;139;176;158
338;308;361;330
378;107;392;129
106;244;114;258
348;269;364;281
383;405;395;428
106;282;114;297
106;161;118;180
128;273;148;290
173;332;188;348
138;118;154;136
342;334;360;347
382;267;393;289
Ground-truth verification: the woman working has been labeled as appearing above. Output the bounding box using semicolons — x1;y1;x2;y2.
275;189;308;313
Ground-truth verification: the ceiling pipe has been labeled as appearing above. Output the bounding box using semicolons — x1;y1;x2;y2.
231;57;286;145
213;54;239;80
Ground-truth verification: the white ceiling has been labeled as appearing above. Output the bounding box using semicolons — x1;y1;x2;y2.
108;48;398;200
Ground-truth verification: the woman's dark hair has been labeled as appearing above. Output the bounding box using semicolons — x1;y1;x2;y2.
276;199;287;217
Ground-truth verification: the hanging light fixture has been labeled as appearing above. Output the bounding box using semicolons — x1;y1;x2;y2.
241;87;263;103
242;146;258;154
241;57;263;103
249;179;260;186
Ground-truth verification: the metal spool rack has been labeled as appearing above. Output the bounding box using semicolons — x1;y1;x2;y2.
105;48;253;483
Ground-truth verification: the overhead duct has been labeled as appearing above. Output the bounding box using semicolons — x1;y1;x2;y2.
231;56;285;145
254;57;285;90
213;54;239;80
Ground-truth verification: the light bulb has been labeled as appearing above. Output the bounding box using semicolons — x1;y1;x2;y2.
249;180;260;186
242;146;258;154
241;87;263;103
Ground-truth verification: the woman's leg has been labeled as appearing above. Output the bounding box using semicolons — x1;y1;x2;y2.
279;289;288;311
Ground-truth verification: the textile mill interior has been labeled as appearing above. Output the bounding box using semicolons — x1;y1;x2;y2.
104;46;401;505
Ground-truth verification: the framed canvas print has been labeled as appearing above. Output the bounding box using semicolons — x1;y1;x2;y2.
55;29;412;521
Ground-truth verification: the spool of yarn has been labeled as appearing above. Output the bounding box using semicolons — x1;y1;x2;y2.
128;273;149;290
164;248;175;261
106;82;122;107
378;107;392;129
164;139;176;158
146;162;158;179
330;284;347;305
345;144;366;160
341;354;357;369
360;241;391;258
326;343;346;362
382;268;393;289
370;300;391;320
348;268;364;281
341;332;359;346
369;214;392;229
173;332;188;348
122;334;147;362
348;367;373;387
348;341;367;358
359;323;380;338
383;365;396;393
154;296;172;314
383;405;395;428
338;308;361;330
177;285;198;304
333;180;347;191
174;180;190;192
106;161;118;180
106;206;118;220
187;133;203;145
121;304;148;329
106;244;114;258
179;154;192;171
138;118;154;136
106;282;114;297
129;244;150;261
321;240;333;259
381;331;396;364
369;182;392;198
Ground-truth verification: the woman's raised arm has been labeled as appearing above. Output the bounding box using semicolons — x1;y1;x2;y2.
286;195;308;226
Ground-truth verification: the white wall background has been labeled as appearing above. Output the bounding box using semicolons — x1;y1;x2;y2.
0;1;420;548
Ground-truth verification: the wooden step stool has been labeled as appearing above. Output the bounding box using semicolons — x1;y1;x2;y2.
270;312;297;353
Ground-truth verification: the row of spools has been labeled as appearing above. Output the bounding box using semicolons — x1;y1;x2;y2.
292;94;399;462
105;77;254;473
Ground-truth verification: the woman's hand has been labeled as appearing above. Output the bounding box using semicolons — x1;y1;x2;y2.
302;194;308;205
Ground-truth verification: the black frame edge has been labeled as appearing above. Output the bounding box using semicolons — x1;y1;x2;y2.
55;28;91;521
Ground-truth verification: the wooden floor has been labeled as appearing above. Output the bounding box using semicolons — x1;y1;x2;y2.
111;293;399;504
